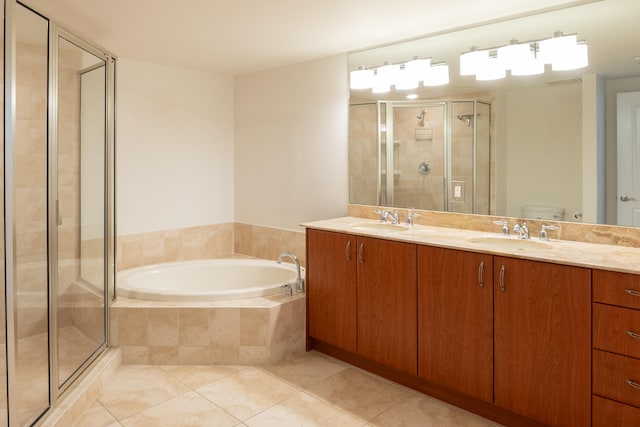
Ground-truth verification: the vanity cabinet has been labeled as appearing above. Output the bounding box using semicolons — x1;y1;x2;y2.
306;229;417;374
306;229;357;353
493;257;591;427
417;246;493;403
307;226;594;426
356;235;417;374
592;269;640;426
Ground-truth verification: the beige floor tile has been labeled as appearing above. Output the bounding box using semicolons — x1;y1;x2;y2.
368;395;504;427
195;367;298;420
120;391;239;427
160;365;245;389
245;392;364;427
72;401;118;427
306;368;413;422
98;366;190;420
261;351;347;390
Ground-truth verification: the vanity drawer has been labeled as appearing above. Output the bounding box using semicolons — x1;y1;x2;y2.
593;270;640;310
593;395;640;427
593;349;640;408
594;303;640;359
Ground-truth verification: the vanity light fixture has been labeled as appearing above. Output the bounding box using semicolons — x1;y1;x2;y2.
460;31;588;80
406;93;419;100
349;56;449;92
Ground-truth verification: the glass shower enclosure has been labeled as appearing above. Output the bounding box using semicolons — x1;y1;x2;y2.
350;99;491;214
3;1;117;425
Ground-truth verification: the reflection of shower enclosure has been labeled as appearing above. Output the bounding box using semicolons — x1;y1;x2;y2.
349;100;491;213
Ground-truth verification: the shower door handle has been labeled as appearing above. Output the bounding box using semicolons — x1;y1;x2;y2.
621;195;637;202
56;200;62;226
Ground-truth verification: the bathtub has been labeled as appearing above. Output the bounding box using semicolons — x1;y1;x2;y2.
117;258;303;302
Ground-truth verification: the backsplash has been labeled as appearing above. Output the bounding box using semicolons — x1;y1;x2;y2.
349;204;640;248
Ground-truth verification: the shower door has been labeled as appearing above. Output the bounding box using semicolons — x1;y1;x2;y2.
54;33;109;391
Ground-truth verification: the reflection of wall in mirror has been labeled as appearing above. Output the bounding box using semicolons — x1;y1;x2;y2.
502;83;582;220
349;104;378;206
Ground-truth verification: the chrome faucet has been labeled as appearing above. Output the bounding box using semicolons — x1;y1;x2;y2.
373;209;399;224
277;251;304;293
513;223;530;240
539;224;559;241
406;210;420;228
493;220;509;236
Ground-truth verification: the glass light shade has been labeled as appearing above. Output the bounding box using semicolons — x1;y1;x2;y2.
405;58;431;81
551;42;588;71
475;55;506;80
371;74;390;93
538;34;577;65
423;64;449;86
349;67;374;89
498;42;531;70
460;49;487;76
509;43;544;76
376;62;401;85
394;69;419;90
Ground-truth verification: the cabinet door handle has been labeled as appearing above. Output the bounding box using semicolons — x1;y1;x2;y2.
625;289;640;297
625;379;640;390
499;265;505;292
358;243;364;264
346;241;351;262
478;262;484;288
626;330;640;340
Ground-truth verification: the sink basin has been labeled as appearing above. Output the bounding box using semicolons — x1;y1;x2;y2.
468;237;553;251
350;223;409;233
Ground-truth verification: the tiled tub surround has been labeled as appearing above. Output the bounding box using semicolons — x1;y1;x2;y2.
117;222;306;271
110;293;306;365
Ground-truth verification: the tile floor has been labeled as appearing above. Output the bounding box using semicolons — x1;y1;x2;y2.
75;351;503;426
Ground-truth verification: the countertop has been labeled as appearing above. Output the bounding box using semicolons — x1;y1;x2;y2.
302;216;640;275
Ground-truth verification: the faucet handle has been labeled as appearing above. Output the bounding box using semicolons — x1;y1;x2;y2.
493;220;509;236
406;209;420;227
374;209;389;223
539;224;559;241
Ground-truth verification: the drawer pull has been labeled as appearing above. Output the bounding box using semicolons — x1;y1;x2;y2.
499;265;505;292
358;243;364;264
625;379;640;390
478;262;484;288
626;330;640;340
346;241;351;262
625;289;640;297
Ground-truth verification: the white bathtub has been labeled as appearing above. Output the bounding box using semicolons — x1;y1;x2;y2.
117;258;303;302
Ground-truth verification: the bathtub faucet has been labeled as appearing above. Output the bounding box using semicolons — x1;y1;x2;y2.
277;252;305;293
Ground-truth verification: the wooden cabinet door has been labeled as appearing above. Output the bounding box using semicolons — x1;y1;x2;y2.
307;229;357;353
494;256;591;427
356;236;417;374
417;246;493;403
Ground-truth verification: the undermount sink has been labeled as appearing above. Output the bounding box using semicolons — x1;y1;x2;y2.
468;237;553;251
350;223;409;233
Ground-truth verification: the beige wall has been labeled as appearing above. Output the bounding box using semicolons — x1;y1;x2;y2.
234;54;349;231
116;59;235;236
503;83;582;220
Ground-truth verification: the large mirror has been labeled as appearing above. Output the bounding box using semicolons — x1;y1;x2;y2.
348;0;640;226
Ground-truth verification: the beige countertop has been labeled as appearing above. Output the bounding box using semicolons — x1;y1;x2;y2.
302;216;640;275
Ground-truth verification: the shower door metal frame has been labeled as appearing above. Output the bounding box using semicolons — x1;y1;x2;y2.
4;0;117;423
48;20;118;401
377;99;491;214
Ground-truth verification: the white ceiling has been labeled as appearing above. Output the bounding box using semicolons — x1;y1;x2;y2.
23;0;592;75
